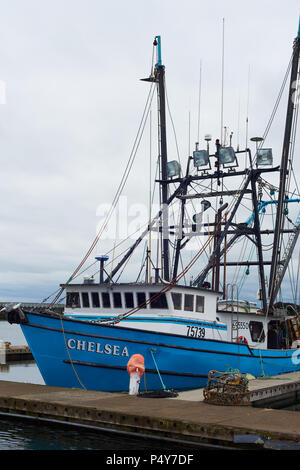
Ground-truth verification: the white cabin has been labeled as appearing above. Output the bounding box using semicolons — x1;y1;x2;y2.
62;281;297;350
62;282;227;341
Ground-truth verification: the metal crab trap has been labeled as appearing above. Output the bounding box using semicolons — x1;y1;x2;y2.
203;370;250;406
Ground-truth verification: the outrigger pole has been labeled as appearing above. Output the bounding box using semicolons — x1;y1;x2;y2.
268;24;300;310
106;30;300;307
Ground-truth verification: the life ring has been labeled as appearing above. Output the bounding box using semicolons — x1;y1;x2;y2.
237;336;248;345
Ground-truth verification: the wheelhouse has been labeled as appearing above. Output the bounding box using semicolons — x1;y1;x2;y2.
62;281;220;319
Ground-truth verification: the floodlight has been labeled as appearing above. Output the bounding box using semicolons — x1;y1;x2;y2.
167;160;181;178
193;150;210;167
257;148;273;166
218;146;236;165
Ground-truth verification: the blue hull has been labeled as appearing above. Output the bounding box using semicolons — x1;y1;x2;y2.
16;311;300;392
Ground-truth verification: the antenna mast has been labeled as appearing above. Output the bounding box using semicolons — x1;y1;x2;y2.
154;36;170;281
220;18;225;145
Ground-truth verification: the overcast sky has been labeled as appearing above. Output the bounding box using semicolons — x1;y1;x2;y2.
0;0;299;303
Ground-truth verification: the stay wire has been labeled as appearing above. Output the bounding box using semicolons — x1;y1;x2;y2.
48;81;156;307
48;45;296;319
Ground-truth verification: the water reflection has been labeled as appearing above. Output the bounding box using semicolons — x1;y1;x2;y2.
0;361;44;384
0;320;44;385
0;416;202;450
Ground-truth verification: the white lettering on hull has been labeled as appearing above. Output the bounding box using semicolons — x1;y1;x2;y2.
67;338;129;357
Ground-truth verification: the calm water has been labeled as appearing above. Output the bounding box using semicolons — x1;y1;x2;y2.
0;415;204;451
0;320;44;385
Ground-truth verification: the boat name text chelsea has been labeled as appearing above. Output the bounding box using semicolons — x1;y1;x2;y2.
67;338;129;357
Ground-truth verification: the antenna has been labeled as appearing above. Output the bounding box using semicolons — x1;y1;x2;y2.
245;65;250;150
188;110;191;155
197;60;202;143
220;18;225;145
237;93;240;151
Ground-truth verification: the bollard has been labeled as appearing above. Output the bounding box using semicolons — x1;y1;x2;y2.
127;354;145;395
0;340;6;365
129;368;141;395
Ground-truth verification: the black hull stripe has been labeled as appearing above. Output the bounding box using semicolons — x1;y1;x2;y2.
63;359;208;379
25;320;294;361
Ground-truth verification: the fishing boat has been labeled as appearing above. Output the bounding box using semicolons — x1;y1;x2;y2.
4;26;300;392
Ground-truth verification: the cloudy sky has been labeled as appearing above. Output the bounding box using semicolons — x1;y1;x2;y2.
0;0;299;304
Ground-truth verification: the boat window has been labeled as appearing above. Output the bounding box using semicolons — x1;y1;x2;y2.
137;292;147;308
249;321;265;342
171;293;182;310
66;292;80;308
102;292;111;308
113;292;122;308
125;292;134;309
91;292;100;308
81;292;90;308
196;295;205;313
184;294;194;311
267;320;282;349
150;292;168;309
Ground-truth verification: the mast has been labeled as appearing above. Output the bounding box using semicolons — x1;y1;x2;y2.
268;26;300;309
154;36;170;281
108;36;181;284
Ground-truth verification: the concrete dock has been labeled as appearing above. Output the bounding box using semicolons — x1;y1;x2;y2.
0;371;300;450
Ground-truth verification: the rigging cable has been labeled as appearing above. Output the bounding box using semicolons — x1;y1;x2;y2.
46;42;297;316
48;77;156;307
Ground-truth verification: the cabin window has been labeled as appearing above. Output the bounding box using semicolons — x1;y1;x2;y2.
137;292;147;308
184;294;194;311
150;292;168;309
91;292;100;308
66;292;80;308
267;320;282;349
113;292;122;308
196;295;205;313
125;292;134;309
81;292;90;308
102;292;111;308
172;293;182;310
249;321;265;342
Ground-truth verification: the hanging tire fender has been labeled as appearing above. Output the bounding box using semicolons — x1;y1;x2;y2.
3;305;27;325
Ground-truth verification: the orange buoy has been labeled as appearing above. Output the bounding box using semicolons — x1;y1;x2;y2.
127;354;145;378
